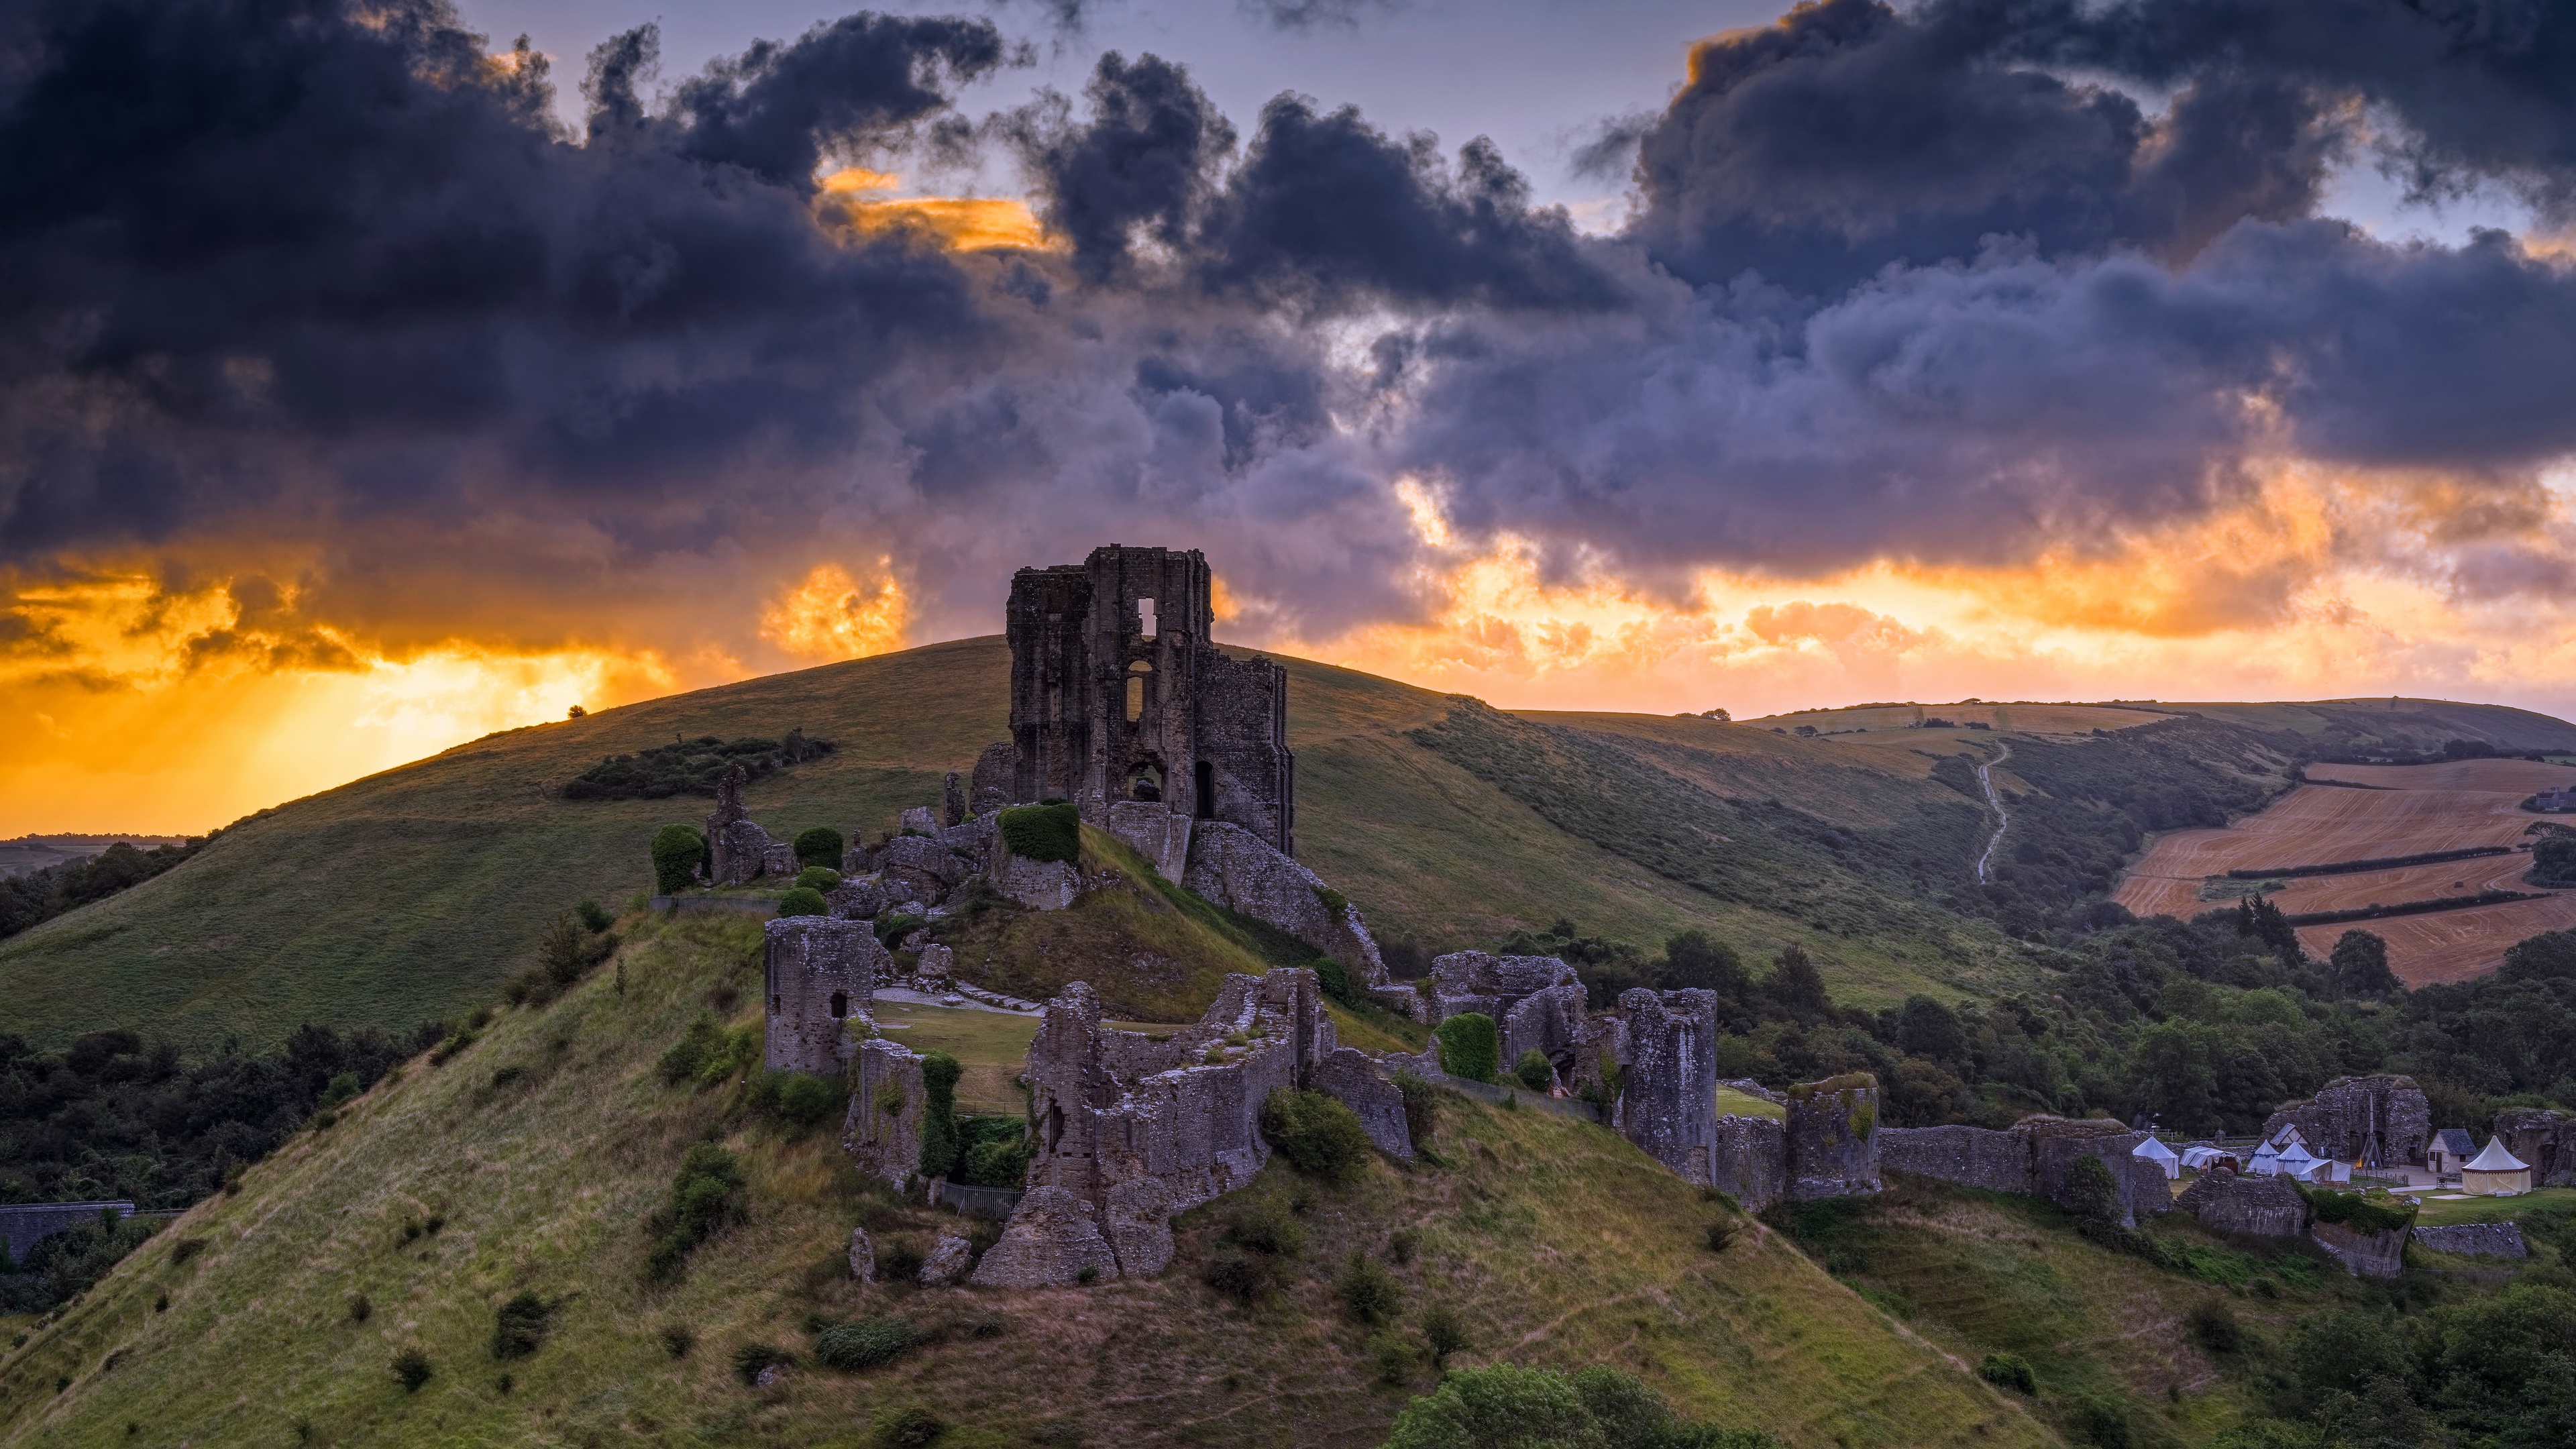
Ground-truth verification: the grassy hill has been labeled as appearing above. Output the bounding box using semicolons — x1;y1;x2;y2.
0;910;2057;1449
7;630;2573;1053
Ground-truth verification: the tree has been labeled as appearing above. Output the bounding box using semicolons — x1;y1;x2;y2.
793;826;844;871
651;824;708;894
1892;995;1966;1067
918;1052;962;1178
1660;930;1747;997
2327;931;2401;998
1764;945;1832;1022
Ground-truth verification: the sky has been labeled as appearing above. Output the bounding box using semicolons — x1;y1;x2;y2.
10;0;2576;835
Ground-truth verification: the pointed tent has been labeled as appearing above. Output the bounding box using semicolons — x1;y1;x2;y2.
2462;1138;2532;1196
2132;1136;2180;1179
2247;1141;2282;1175
2274;1142;2326;1181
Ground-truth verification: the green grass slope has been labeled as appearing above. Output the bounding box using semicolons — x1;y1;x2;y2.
0;912;2057;1449
0;641;2043;1051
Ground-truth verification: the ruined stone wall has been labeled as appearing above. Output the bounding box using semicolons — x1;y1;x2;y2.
1878;1118;2166;1226
1103;800;1192;881
2174;1170;2310;1238
761;917;884;1075
1501;983;1591;1085
2495;1107;2575;1185
1711;1116;1787;1212
2413;1222;2528;1258
1878;1124;2032;1195
1784;1077;1882;1201
2262;1075;2432;1168
2311;1221;2406;1279
845;1038;926;1189
1183;822;1386;987
1616;989;1719;1185
1196;648;1294;854
969;740;1016;817
704;763;775;886
1423;952;1580;1030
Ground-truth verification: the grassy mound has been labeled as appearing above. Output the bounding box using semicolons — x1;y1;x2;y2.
0;914;2050;1449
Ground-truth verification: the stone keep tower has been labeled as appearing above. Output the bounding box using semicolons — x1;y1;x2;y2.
1002;545;1294;853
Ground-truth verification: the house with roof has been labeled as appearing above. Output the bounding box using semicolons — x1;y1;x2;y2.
2428;1128;2476;1177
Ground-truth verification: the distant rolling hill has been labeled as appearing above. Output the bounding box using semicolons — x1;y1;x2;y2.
7;635;2573;1051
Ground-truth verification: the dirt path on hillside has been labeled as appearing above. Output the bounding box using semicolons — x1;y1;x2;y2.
1975;743;2012;884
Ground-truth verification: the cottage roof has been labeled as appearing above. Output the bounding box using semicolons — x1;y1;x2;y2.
2269;1124;2306;1147
2436;1128;2475;1157
2465;1138;2530;1173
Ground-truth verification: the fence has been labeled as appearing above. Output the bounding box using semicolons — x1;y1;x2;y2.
935;1181;1024;1220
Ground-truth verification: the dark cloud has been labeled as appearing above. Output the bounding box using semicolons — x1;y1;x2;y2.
1239;0;1404;33
1016;52;1236;283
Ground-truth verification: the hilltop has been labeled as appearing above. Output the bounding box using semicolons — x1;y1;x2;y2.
6;633;2573;1052
0;910;2053;1449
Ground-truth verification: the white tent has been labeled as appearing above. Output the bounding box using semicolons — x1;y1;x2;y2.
2132;1136;2180;1179
2274;1142;2328;1181
2247;1141;2282;1176
2463;1138;2532;1196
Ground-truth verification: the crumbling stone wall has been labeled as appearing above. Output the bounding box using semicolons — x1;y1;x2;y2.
969;740;1016;817
2262;1075;2432;1168
1878;1117;2169;1228
2174;1169;2310;1238
1183;822;1391;1002
1501;984;1593;1087
845;1038;926;1189
1784;1076;1882;1201
1423;952;1580;1030
2494;1107;2575;1185
704;764;778;885
974;967;1405;1287
762;917;885;1075
1615;988;1719;1185
2413;1222;2528;1258
1104;800;1192;882
1195;648;1295;854
1711;1116;1787;1211
2312;1221;2406;1279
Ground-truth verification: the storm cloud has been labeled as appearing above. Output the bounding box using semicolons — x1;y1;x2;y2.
9;0;2576;671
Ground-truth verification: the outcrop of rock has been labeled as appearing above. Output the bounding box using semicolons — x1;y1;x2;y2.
848;1226;875;1281
2493;1107;2576;1185
845;1038;926;1189
996;849;1081;910
876;833;968;905
2174;1168;2310;1238
918;1234;973;1286
914;942;954;985
2261;1075;2431;1169
761;918;883;1074
2311;1220;2407;1279
1503;984;1595;1089
967;1185;1119;1289
970;741;1016;817
1878;1117;2169;1228
2412;1222;2528;1257
1785;1075;1883;1201
1183;821;1395;1006
942;771;967;828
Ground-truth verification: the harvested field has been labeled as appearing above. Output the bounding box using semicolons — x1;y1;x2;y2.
2115;759;2576;985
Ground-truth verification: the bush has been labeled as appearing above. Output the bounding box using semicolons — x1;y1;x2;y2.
1513;1049;1554;1092
773;1073;844;1130
569;735;836;801
877;1239;926;1281
957;1118;1032;1187
1433;1013;1500;1083
794;826;845;871
918;1053;963;1178
651;824;708;894
732;1342;791;1385
871;1406;947;1449
1258;1089;1373;1185
2061;1154;2125;1230
390;1348;433;1392
576;899;615;932
646;1143;745;1281
2071;1396;2131;1448
1311;955;1353;1004
2187;1299;2243;1355
873;913;929;947
1706;1218;1737;1254
1338;1251;1401;1325
491;1291;550;1360
349;1293;371;1323
658;1015;756;1088
661;1323;696;1358
1206;1199;1305;1303
814;1317;920;1371
776;886;829;918
1393;1073;1438;1149
1978;1352;2036;1394
997;803;1081;864
1225;1199;1309;1258
1368;1331;1419;1385
1421;1305;1467;1364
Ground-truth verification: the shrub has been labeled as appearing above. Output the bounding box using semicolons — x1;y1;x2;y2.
1382;1365;1782;1449
1338;1251;1401;1325
997;803;1082;863
1513;1049;1554;1092
877;1238;927;1280
661;1323;696;1358
1225;1199;1309;1258
491;1291;550;1359
1432;1013;1500;1083
1393;1073;1438;1149
776;886;829;918
732;1342;791;1385
1388;1227;1419;1265
1978;1352;2036;1394
2187;1299;2243;1355
918;1053;963;1178
959;1124;1032;1188
1203;1250;1284;1305
349;1293;371;1323
1368;1331;1419;1385
871;1406;947;1449
773;1073;844;1130
390;1348;433;1392
1706;1218;1737;1254
576;898;616;932
794;865;841;894
651;824;709;894
794;826;845;871
873;913;929;947
1421;1305;1468;1364
646;1143;745;1281
658;1014;757;1088
1311;955;1353;1004
2302;1186;2417;1234
1258;1089;1373;1185
2070;1396;2131;1448
2061;1154;2125;1230
570;735;836;801
814;1317;920;1371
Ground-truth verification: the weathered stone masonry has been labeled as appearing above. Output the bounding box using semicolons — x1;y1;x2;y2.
761;917;886;1075
1878;1118;2169;1228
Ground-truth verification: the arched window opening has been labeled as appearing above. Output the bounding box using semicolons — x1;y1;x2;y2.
1129;763;1163;802
1126;659;1152;722
1195;761;1214;819
829;990;848;1019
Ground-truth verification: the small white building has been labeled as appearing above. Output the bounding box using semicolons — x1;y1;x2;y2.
2428;1128;2475;1177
